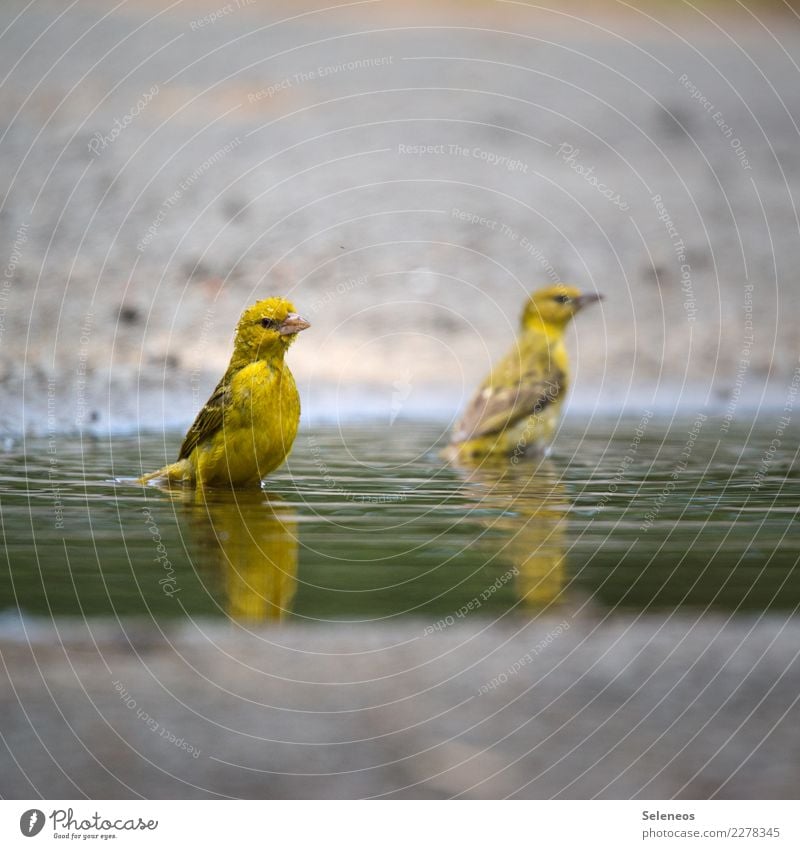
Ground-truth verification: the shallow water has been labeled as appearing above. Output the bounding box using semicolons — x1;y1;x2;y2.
1;417;798;625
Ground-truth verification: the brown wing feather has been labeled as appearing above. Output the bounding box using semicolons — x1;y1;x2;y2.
177;377;232;460
452;365;564;444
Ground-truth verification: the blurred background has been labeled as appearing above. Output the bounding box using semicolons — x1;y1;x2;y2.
1;0;800;802
1;0;799;432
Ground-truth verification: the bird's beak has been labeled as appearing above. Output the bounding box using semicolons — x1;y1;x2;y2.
576;292;603;310
278;313;311;335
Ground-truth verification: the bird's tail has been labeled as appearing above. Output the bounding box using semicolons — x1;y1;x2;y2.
137;460;193;486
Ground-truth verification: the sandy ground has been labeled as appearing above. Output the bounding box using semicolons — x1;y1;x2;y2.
1;610;798;799
1;1;800;433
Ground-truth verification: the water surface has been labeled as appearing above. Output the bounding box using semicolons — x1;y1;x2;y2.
2;418;798;625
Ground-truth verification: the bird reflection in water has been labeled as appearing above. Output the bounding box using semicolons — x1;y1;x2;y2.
454;457;568;610
179;489;299;622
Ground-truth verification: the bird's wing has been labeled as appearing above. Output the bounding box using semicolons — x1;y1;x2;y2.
177;376;232;460
452;353;565;443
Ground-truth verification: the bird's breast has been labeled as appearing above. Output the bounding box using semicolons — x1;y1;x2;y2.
219;361;300;475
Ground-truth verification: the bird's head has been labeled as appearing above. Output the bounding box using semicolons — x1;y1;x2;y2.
233;297;310;363
521;285;603;333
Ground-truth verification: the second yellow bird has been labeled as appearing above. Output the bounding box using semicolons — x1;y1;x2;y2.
449;285;602;461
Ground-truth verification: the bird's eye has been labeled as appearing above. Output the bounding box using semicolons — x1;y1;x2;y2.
260;317;279;329
554;294;571;304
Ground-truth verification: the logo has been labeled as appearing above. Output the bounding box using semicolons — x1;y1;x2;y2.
19;809;45;837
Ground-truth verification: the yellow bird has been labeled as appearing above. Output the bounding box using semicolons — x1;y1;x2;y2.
140;297;310;488
449;285;602;461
